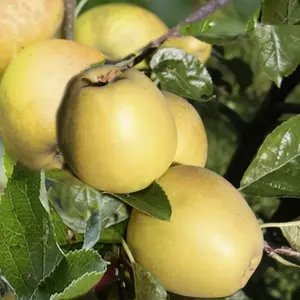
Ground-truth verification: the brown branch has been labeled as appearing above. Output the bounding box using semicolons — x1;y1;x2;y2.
275;102;300;115
264;241;300;259
183;0;230;25
63;0;76;40
105;0;231;67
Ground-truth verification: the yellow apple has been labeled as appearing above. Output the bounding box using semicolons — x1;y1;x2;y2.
0;0;64;75
127;165;264;298
75;3;168;62
0;39;106;170
163;91;207;167
57;65;177;194
162;36;212;64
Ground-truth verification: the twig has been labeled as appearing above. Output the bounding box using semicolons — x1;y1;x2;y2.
275;102;300;115
264;241;300;259
105;0;231;67
63;0;76;40
218;102;246;131
183;0;230;25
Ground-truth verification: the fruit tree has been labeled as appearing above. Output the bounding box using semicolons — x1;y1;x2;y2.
0;0;300;300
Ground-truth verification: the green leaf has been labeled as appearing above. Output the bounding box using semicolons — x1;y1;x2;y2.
2;150;15;183
51;202;126;248
50;203;84;247
262;0;300;24
46;170;128;246
99;221;127;243
132;263;167;300
114;182;171;221
249;25;300;87
180;0;261;44
83;193;128;249
223;35;272;101
46;170;89;233
240;115;300;198
150;48;213;101
0;165;63;299
280;219;300;252
0;146;16;193
33;249;107;300
83;210;101;250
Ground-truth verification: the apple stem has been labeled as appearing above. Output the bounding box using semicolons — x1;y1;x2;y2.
121;239;136;265
63;0;76;40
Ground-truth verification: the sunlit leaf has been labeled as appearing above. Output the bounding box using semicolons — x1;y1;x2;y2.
249;25;300;86
240;115;300;197
280;219;300;252
0;165;63;299
150;48;213;101
180;0;261;44
33;249;107;300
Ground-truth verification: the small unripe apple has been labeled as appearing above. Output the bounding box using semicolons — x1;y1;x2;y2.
0;0;64;75
163;91;207;167
127;165;264;298
0;39;106;170
161;36;212;64
75;3;168;62
57;65;177;194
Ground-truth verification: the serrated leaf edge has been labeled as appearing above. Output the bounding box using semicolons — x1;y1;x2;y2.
49;270;105;300
31;249;106;300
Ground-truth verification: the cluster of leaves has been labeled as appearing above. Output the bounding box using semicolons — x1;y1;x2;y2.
1;0;300;299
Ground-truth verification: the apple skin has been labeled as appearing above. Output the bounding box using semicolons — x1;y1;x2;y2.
0;39;106;170
0;0;64;75
126;165;264;298
163;91;208;167
161;36;212;64
57;65;177;194
75;3;168;60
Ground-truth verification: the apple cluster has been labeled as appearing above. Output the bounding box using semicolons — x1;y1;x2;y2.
0;1;264;298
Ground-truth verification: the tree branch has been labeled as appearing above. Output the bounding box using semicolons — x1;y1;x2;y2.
264;241;300;259
106;0;231;67
183;0;230;25
224;65;300;188
275;102;300;115
63;0;76;40
218;102;247;132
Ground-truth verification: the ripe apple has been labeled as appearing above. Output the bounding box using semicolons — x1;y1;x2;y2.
0;39;106;170
127;165;264;298
57;65;177;194
0;0;64;75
